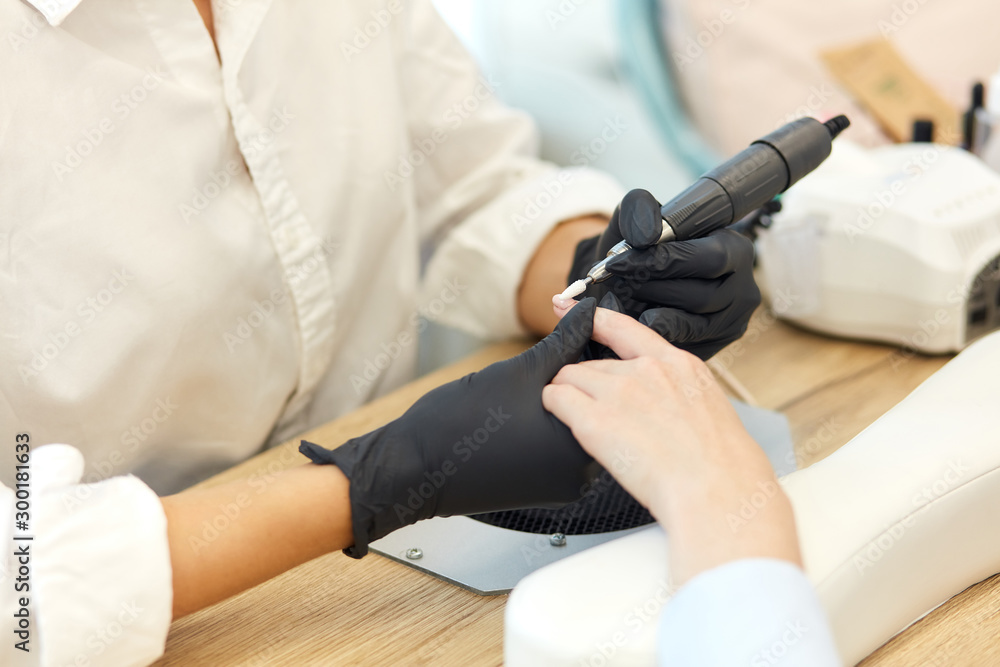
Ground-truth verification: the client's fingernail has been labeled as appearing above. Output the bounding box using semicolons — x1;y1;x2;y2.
552;294;578;310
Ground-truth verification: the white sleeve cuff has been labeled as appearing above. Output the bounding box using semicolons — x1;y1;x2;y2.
33;444;172;667
22;0;84;26
419;165;624;340
658;558;840;667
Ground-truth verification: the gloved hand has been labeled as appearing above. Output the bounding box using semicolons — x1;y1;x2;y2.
301;298;602;558
568;188;761;360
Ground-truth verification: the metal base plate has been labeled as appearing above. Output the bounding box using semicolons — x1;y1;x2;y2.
370;516;651;595
370;399;794;595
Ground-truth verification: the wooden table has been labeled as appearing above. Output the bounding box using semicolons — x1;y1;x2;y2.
154;309;1000;666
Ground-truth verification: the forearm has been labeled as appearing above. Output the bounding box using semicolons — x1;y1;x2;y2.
517;215;607;336
161;463;352;619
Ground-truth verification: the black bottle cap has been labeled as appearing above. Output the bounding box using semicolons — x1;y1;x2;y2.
912;119;934;143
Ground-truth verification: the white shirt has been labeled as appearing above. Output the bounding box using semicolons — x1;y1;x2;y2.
659;558;841;666
0;0;624;495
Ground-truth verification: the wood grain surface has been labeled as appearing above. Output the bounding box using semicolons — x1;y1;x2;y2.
154;311;999;666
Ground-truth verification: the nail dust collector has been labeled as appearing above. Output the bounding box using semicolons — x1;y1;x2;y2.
369;400;794;595
757;142;1000;353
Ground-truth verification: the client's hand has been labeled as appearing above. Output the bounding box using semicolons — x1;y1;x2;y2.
543;299;801;584
301;298;601;557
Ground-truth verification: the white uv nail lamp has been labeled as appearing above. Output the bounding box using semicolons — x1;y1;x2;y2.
503;329;1000;666
756;142;1000;353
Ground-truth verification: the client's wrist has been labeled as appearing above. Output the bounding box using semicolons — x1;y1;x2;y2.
646;461;802;584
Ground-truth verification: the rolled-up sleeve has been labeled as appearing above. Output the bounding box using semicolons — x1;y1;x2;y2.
2;444;172;667
658;558;840;666
398;0;625;340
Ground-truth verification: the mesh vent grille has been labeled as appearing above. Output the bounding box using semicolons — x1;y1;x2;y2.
471;472;654;535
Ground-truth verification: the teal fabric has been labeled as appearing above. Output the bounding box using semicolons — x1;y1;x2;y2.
615;0;719;175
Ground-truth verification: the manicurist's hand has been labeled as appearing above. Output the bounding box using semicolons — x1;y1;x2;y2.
566;189;761;360
542;299;801;584
301;298;603;558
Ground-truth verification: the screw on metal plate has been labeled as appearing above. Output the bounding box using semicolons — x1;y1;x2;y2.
405;547;423;560
549;533;567;547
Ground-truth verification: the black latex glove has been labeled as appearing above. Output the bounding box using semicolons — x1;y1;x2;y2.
300;298;602;558
568;188;761;360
